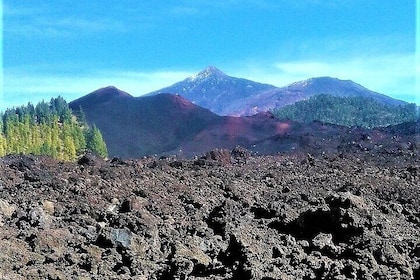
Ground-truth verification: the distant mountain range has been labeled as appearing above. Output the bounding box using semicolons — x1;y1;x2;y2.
69;67;416;158
148;66;407;116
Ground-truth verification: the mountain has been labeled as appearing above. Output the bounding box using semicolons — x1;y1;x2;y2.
148;67;408;116
71;86;133;109
70;87;219;158
147;66;277;116
70;86;301;158
243;77;407;115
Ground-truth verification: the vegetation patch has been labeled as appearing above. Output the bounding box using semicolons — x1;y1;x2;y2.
0;97;108;160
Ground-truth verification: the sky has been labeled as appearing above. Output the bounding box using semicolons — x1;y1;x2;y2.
1;0;418;111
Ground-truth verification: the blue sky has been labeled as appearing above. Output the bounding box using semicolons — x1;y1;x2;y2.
1;0;417;111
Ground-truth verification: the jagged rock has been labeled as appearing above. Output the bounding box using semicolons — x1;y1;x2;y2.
28;206;49;228
0;199;16;219
7;155;36;171
375;244;408;267
311;233;336;251
42;200;55;215
231;146;251;164
77;153;102;166
110;228;133;248
205;149;232;165
175;242;212;267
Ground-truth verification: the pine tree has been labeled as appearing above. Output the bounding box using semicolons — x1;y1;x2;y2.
0;134;6;157
86;125;108;158
63;136;77;161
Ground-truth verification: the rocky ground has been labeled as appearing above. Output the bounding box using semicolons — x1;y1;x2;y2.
0;143;419;279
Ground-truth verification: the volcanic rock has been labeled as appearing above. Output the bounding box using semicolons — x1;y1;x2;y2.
0;146;418;279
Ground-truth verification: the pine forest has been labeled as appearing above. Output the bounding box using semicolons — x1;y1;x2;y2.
0;97;108;160
273;94;418;128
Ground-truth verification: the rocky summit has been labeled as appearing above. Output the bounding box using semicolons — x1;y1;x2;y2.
0;144;418;279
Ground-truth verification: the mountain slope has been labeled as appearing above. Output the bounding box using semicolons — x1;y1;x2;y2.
148;68;408;116
172;113;293;156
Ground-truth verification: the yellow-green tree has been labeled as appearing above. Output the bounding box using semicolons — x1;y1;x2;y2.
86;125;108;158
0;134;6;157
63;136;77;161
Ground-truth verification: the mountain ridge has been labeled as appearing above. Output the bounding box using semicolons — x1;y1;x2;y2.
148;67;408;116
187;66;228;81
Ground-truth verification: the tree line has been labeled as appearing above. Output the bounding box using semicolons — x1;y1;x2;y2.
0;97;108;160
272;94;418;128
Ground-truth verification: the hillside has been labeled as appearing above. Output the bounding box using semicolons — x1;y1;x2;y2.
272;94;417;128
69;86;132;110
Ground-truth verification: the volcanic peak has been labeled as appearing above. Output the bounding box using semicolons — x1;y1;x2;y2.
94;86;132;97
69;86;132;109
188;66;227;82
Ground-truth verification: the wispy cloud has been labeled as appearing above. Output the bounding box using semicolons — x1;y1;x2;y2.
5;16;125;38
3;2;205;38
3;2;128;38
178;0;350;11
160;0;283;17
